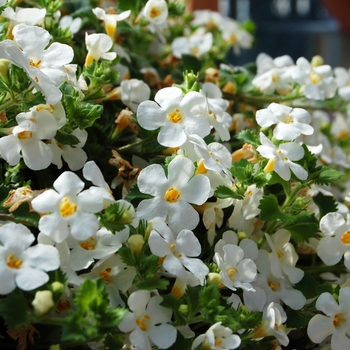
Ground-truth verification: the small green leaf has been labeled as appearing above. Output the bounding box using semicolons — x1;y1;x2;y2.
0;290;29;329
259;194;293;222
99;202;129;233
230;158;254;182
137;279;169;290
54;130;80;146
118;246;134;266
286;309;311;329
214;185;243;200
313;192;338;218
316;167;344;185
294;273;319;299
235;129;259;146
125;184;153;201
284;212;318;243
161;295;186;326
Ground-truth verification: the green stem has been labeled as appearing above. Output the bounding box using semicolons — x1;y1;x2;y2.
115;134;157;152
0;97;18;112
281;183;305;211
301;264;347;273
0;214;38;227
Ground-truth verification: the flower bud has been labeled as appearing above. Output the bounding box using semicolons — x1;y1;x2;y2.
311;55;324;67
51;281;65;295
179;304;189;316
207;272;222;287
128;234;144;255
32;290;54;316
0;59;10;84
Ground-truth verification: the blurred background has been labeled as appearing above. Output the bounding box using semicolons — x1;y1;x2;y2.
188;0;350;68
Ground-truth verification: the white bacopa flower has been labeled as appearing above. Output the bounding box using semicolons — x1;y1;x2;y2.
137;86;210;147
171;31;213;59
31;171;104;243
119;290;177;350
144;0;168;26
92;7;131;38
121;79;151;113
307;287;350;350
2;7;46;32
257;132;308;181
137;156;210;232
0;25;74;104
148;217;209;280
191;322;241;350
80;254;136;307
292;57;337;100
68;226;129;271
256;103;314;141
85;32;116;66
0;223;60;295
334;67;350;100
251;302;289;347
0;106;58;170
255;52;294;76
317;212;350;270
49;128;88;171
214;244;257;292
59;15;83;35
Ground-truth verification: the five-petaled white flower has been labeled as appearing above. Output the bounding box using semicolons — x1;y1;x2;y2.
144;0;168;26
308;287;350;350
31;171;104;243
191;322;241;350
137;156;211;232
257;132;308;181
148;217;209;280
256;103;314;141
137;86;210;147
118;290;177;350
0;223;60;295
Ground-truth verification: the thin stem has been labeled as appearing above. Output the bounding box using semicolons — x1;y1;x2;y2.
281;183;305;211
115;134;157;152
0;214;38;227
0;97;18;112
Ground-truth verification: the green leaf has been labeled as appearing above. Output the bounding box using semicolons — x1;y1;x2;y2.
235;129;259;147
99;202;130;233
259;194;293;222
230;158;254;182
181;54;202;74
294;273;319;299
316;282;334;295
286;309;311;329
0;290;29;329
161;295;187;326
313;192;338;218
316;167;344;185
284;212;318;243
184;285;201;318
124;184;153;201
54;130;80;146
118;246;134;266
137;279;169;290
75;102;103;129
214;185;243;200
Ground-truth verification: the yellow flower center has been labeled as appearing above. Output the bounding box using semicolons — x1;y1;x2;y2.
272;72;280;83
167;108;182;123
80;237;96;250
149;6;161;18
99;267;113;284
282;114;293;124
29;59;42;68
341;231;350;245
228;267;238;278
7;254;22;269
136;315;151;331
59;197;77;217
190;46;200;56
228;34;237;44
333;313;346;327
310;71;322;85
268;281;281;291
164;188;180;202
215;339;223;346
17;131;33;140
36;104;55;113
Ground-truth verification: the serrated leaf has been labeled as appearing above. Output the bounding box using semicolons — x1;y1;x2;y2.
259;194;293;222
230;158;253;182
235;129;259;146
0;290;29;329
124;184;153;201
161;294;186;326
184;285;201;318
118;246;134;266
54;130;80;146
286;309;311;329
313;192;338;218
99;202;129;233
214;185;243;200
284;212;318;243
316;167;344;185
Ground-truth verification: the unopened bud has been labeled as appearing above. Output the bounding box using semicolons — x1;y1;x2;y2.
128;234;144;254
179;304;189;316
311;55;324;67
0;59;10;83
32;290;54;316
207;272;222;287
51;281;64;295
237;231;248;240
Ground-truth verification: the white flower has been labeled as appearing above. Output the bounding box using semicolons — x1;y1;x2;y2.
31;171;104;243
137;86;210;147
334;67;350;100
143;0;168;26
80;254;136;307
137;156;210;232
59;15;82;35
251;302;289;347
2;7;46;32
121;79;151;112
50;128;88;171
0;106;58;170
307;288;350;350
85;32;116;66
148;217;209;280
0;25;74;104
118;290;177;350
68;226;129;271
191;322;241;350
92;7;131;38
214;244;257;292
292;57;337;100
0;223;60;294
171;31;213;59
317;212;350;269
257;132;308;181
256;103;313;141
255;53;294;76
